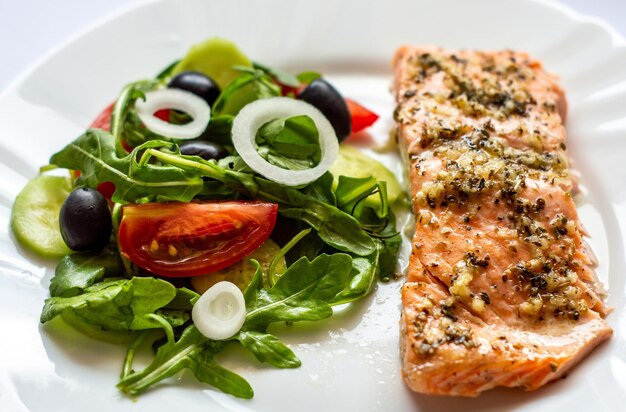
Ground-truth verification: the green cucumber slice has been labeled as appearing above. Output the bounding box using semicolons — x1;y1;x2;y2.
11;175;72;259
172;38;253;89
191;239;286;293
330;145;403;207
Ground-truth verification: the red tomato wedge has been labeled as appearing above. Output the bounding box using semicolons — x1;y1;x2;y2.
89;104;168;151
345;98;379;133
118;201;278;277
90;103;114;131
96;181;116;200
279;83;306;97
154;109;170;122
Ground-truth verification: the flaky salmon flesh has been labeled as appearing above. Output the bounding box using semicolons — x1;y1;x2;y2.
393;47;612;397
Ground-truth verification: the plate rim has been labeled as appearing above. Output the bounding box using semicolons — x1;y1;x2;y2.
1;0;626;102
2;0;626;411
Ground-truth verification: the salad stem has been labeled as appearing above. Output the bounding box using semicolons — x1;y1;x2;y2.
111;84;136;158
267;228;311;287
144;314;176;346
146;149;228;181
112;203;138;278
120;330;150;380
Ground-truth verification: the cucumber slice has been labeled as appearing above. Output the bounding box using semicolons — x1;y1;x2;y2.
330;145;403;206
11;175;72;259
172;38;253;89
218;83;260;116
191;239;286;294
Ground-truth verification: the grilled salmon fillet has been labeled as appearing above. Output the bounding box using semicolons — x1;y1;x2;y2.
393;46;612;396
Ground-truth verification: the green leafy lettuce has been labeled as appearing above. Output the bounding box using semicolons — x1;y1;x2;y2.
37;40;403;401
49;131;203;203
41;277;185;331
116;254;352;397
255;115;321;170
50;244;123;298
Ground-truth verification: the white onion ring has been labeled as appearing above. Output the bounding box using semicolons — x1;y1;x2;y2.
135;88;211;140
192;281;246;340
231;97;339;186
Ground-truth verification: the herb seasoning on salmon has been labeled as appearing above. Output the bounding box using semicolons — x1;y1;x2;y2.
393;46;612;396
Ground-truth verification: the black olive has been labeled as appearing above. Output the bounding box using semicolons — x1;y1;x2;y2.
298;78;351;140
60;188;112;252
179;140;228;161
168;71;221;107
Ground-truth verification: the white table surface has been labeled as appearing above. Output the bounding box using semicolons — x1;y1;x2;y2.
0;0;625;92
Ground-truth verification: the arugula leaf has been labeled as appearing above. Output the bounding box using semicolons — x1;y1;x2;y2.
243;178;375;256
165;287;200;310
244;254;352;329
212;69;280;115
216;154;254;173
335;175;379;218
120;331;151;379
374;221;402;281
120;110;166;148
154;309;190;328
253;62;300;87
50;243;123;298
118;325;253;398
187;345;254;398
301;171;336;205
110;79;197;149
147;286;196;330
335;175;391;221
284;227;325;265
41;277;178;331
49;130;203;203
331;253;378;305
271;254;352;301
235;331;301;368
143;149;376;255
110;80;159;156
278;200;375;256
255;115;321;170
201;114;234;146
155;59;180;81
243;259;264;305
267;228;311;287
197;179;236;199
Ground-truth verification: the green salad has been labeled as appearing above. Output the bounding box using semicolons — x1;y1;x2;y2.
11;38;403;399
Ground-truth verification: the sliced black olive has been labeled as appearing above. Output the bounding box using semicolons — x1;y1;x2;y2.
298;78;351;140
179;140;228;161
59;187;112;252
168;71;221;107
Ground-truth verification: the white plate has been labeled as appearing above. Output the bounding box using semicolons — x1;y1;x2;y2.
1;0;626;411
